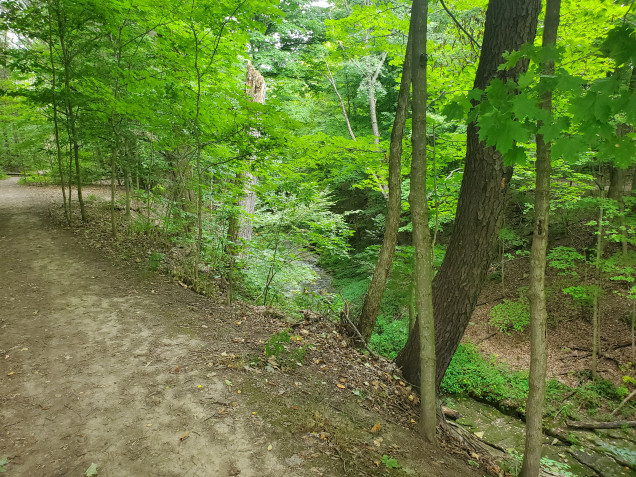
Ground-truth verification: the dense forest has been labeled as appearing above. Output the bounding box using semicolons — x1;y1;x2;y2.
1;0;635;475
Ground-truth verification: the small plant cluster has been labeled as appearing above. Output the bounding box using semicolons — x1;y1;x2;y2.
488;296;530;335
263;329;312;368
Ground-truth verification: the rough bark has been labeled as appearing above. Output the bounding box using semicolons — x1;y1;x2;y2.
521;1;560;475
396;0;541;389
357;34;412;344
409;0;435;443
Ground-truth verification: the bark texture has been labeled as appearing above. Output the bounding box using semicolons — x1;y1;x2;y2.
409;0;436;443
357;35;412;344
521;1;560;475
396;0;540;389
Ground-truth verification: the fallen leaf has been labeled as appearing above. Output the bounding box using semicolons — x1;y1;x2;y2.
339;378;347;383
4;355;8;359
336;383;346;389
474;431;485;439
84;463;98;476
179;431;190;441
7;371;14;376
225;380;233;387
370;423;382;433
267;444;273;451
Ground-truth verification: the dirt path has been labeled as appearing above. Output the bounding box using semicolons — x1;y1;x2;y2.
0;178;483;477
0;178;289;476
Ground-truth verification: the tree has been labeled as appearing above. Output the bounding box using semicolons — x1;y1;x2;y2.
521;0;560;475
356;32;412;344
408;0;436;442
396;0;541;389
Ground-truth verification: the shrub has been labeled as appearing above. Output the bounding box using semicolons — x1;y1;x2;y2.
488;298;530;335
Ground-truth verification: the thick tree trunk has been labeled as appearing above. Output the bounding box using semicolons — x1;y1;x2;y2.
396;0;540;389
521;1;560;475
357;34;412;343
409;0;436;443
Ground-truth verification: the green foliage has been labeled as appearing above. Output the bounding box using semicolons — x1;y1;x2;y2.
488;297;530;335
148;252;164;272
263;329;311;368
369;315;408;360
381;455;400;469
0;456;8;473
547;247;585;276
562;285;600;307
441;343;529;406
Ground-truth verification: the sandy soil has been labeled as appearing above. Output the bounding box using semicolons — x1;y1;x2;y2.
0;178;484;477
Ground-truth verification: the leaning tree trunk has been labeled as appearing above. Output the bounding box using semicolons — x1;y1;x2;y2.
521;1;560;475
396;0;541;389
357;34;412;343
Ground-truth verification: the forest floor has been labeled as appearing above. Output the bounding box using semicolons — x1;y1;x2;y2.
465;256;634;390
0;178;488;477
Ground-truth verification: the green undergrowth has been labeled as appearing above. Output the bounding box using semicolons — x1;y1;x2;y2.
441;343;635;421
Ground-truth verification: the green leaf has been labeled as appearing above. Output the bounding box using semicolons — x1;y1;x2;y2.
551;135;587;162
601;25;636;66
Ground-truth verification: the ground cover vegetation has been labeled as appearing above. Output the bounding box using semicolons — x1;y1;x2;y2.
1;0;635;474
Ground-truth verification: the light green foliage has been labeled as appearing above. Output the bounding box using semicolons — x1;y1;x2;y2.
263;329;311;368
244;188;351;308
381;454;400;469
562;285;600;307
547;246;586;276
0;456;9;473
488;297;530;335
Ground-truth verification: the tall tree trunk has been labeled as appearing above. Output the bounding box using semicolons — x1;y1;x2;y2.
592;205;603;381
521;1;560;475
409;0;435;443
47;2;69;225
56;5;86;221
226;62;266;304
357;34;412;343
396;0;541;389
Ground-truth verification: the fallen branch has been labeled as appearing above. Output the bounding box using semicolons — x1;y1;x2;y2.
611;388;636;416
566;419;636;430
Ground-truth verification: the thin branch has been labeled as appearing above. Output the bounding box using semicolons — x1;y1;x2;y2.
439;0;481;50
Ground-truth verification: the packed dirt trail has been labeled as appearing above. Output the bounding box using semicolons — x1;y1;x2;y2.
0;178;483;477
0;178;290;476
